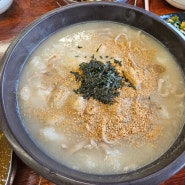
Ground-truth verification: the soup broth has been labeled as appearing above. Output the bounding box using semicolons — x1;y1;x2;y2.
18;21;185;174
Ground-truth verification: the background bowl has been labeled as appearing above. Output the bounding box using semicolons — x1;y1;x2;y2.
0;2;185;185
0;0;13;14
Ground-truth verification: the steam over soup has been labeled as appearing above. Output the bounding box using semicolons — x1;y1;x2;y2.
18;21;185;174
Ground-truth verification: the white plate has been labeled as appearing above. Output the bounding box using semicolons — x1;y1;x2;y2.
0;0;13;14
166;0;185;10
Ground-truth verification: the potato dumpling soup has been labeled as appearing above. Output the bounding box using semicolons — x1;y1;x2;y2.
18;21;185;174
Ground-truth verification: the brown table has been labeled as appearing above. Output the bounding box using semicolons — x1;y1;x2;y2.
0;0;185;184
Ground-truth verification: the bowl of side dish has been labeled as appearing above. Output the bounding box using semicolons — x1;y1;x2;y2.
0;2;185;185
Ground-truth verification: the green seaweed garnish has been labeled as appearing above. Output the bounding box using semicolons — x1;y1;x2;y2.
71;57;124;104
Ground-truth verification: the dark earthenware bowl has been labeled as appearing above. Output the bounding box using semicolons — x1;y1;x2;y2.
0;2;185;185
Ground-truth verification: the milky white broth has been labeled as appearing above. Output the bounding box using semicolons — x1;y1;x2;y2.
18;21;185;174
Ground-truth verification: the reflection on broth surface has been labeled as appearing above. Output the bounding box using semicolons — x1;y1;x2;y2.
18;21;185;174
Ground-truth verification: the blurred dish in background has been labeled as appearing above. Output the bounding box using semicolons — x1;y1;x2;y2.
165;0;185;10
0;0;13;14
161;12;185;39
0;129;16;185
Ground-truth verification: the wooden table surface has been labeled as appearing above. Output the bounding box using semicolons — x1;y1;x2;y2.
0;0;185;184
